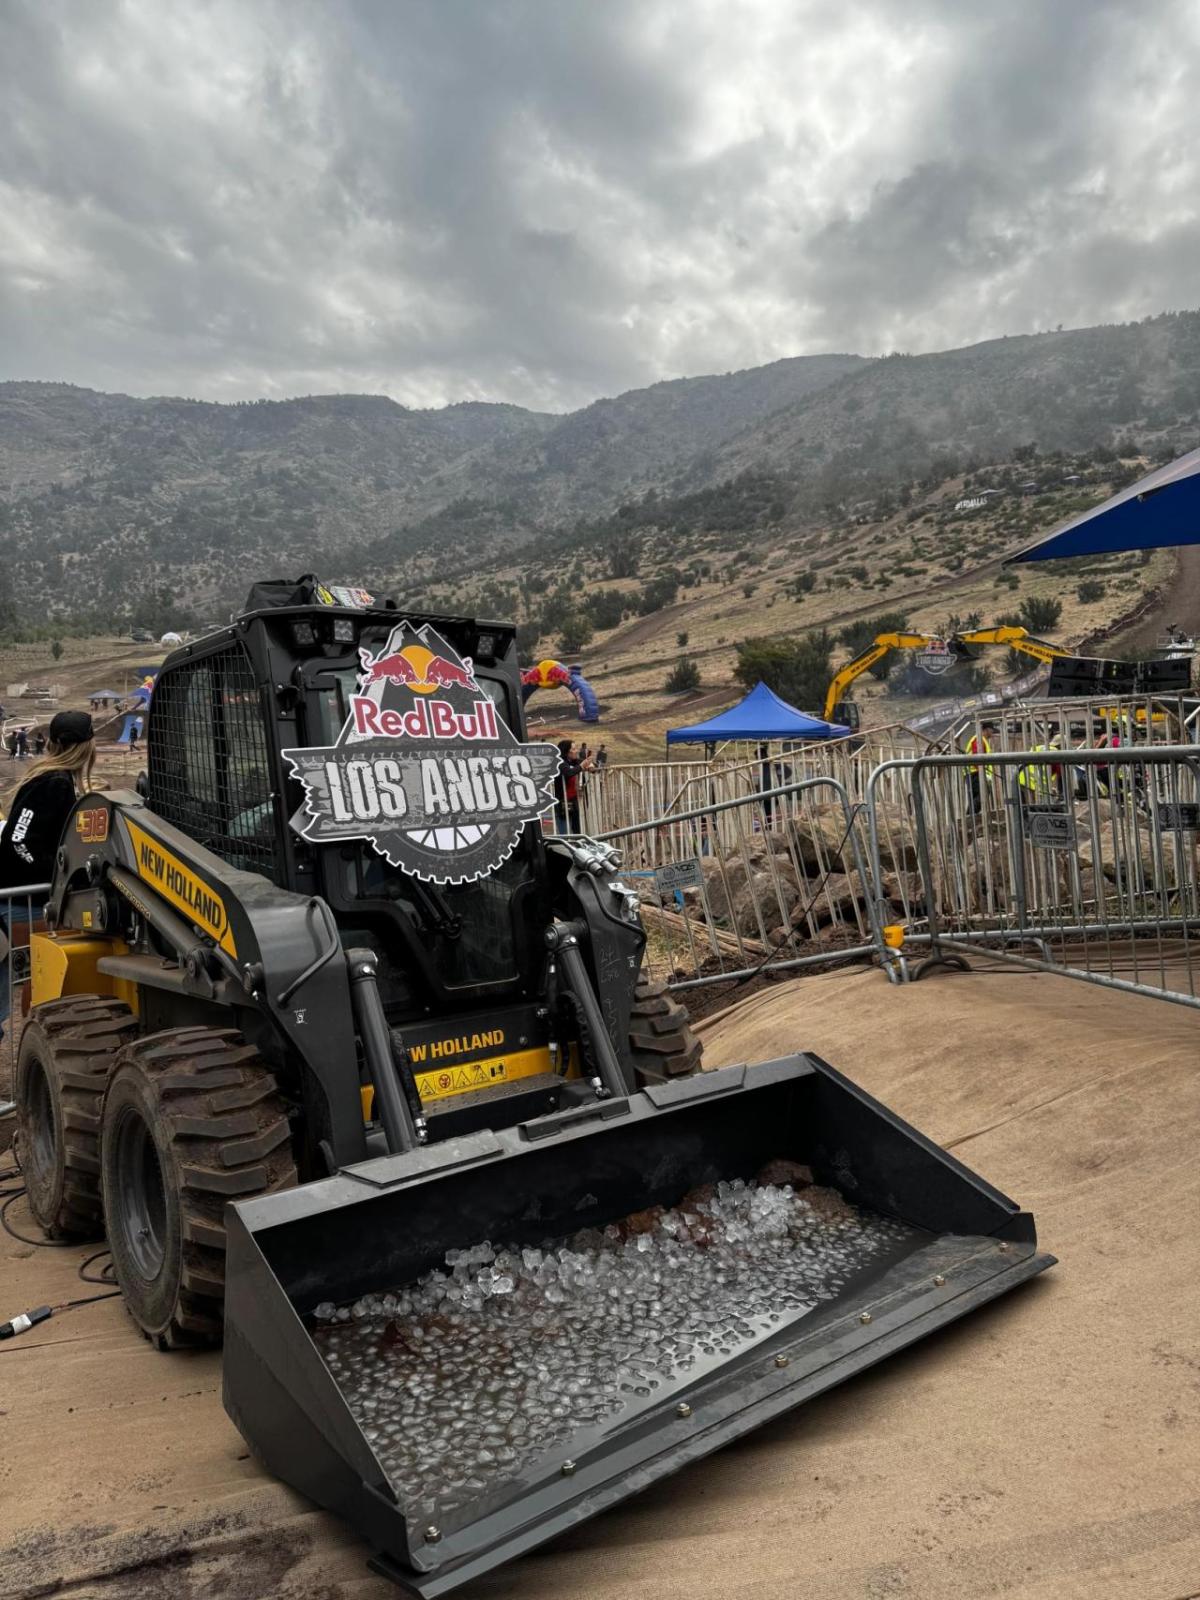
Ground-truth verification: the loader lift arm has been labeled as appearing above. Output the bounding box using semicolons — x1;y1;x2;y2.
824;625;1066;722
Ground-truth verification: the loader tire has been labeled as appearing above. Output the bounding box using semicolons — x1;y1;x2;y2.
100;1026;297;1350
628;974;703;1084
15;996;139;1239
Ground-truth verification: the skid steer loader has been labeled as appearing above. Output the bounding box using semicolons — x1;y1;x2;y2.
16;579;1053;1595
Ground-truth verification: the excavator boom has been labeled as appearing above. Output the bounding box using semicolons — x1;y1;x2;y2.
824;625;1067;721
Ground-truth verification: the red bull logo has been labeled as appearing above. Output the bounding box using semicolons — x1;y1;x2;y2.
360;649;417;686
359;642;477;693
284;617;560;885
522;658;572;690
350;695;499;741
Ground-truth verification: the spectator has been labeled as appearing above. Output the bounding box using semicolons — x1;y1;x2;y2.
33;731;46;757
554;739;594;834
596;743;608;770
128;721;140;754
14;727;28;760
963;721;997;816
0;711;96;1049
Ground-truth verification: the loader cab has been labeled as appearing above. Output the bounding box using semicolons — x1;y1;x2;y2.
145;604;552;1025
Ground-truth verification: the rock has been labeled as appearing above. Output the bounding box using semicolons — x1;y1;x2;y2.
782;805;852;870
870;799;918;870
729;870;800;937
880;870;924;915
704;854;800;931
790;869;867;930
1077;820;1158;883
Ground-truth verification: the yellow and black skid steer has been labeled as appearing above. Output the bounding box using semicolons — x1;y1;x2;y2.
16;577;1053;1594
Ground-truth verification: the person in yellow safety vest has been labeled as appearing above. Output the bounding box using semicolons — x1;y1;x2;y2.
1017;736;1061;803
964;721;997;815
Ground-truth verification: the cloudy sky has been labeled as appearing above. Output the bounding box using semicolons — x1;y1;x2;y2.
3;0;1199;412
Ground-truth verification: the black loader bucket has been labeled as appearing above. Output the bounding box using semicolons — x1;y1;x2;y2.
223;1056;1053;1595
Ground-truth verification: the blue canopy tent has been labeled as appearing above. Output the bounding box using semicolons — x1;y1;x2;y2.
1011;446;1200;562
666;681;849;745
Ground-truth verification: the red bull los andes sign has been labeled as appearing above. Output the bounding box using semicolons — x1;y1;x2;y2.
283;622;560;884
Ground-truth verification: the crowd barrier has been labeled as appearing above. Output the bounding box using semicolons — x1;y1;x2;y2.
902;746;1200;1008
0;881;50;1109
598;776;900;992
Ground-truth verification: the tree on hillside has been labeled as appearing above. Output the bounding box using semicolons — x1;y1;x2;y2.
586;588;626;630
608;536;640;579
50;639;64;661
557;614;595;655
665;659;701;693
1019;595;1063;634
734;631;835;715
635;574;679;615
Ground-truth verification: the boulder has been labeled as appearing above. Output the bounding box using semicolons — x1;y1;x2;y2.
869;799;918;871
791;868;867;931
703;852;799;927
1077;820;1159;884
880;870;925;917
729;870;801;938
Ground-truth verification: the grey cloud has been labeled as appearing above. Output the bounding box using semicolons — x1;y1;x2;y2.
1;0;1198;408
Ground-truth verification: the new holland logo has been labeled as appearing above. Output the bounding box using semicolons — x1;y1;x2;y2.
283;622;560;884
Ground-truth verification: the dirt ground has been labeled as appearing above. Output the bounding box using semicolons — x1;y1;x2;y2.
1113;545;1200;657
2;965;1199;1600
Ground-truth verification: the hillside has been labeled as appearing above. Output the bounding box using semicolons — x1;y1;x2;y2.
702;313;1200;505
0;353;863;623
3;312;1200;632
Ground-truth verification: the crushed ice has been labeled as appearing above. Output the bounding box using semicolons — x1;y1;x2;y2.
311;1171;912;1530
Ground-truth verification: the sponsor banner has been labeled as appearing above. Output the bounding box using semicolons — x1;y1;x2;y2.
284;621;559;884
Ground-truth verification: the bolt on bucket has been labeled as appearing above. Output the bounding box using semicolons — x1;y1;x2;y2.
223;1056;1053;1595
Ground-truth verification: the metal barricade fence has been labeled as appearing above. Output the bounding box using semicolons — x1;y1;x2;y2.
1;882;51;1113
600;777;900;992
907;747;1200;1007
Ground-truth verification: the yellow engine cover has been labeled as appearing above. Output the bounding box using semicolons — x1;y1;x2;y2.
30;932;138;1014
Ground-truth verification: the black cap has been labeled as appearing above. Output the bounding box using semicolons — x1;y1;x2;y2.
48;710;94;746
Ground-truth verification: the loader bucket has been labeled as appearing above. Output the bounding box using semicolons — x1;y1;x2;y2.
223;1056;1053;1596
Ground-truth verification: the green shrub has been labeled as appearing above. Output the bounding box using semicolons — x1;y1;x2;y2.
665;659;701;693
1019;595;1063;632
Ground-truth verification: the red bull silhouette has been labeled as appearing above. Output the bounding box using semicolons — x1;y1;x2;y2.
425;654;477;690
360;648;418;686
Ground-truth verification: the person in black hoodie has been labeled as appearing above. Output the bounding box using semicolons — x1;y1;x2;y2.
0;710;95;1047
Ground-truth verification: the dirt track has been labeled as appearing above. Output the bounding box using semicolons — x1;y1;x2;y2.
2;965;1199;1600
1112;545;1200;656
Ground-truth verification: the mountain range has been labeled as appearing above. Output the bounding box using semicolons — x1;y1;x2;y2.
2;311;1199;626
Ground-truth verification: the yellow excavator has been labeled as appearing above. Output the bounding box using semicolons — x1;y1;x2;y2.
825;626;1065;728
